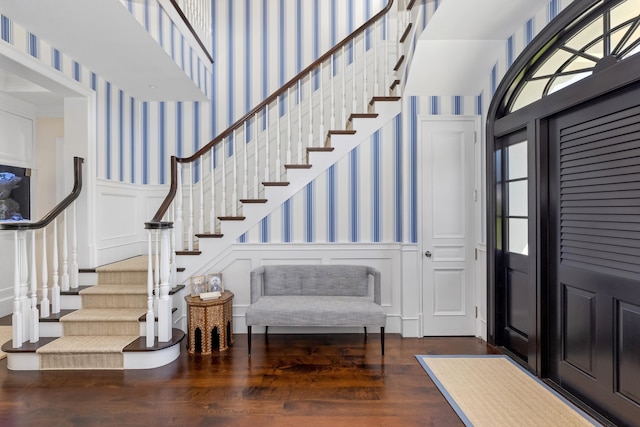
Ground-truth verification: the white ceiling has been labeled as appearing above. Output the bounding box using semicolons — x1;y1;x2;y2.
0;0;208;111
405;0;551;96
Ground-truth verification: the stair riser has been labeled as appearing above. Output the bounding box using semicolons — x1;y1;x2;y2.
81;295;147;309
62;321;140;336
97;271;148;285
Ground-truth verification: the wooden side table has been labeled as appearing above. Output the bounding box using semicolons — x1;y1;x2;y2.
185;291;234;354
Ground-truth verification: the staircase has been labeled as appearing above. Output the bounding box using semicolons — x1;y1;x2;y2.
4;257;184;370
149;0;421;284
1;0;424;370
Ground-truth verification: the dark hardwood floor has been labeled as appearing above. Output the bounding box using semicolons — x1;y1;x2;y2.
0;333;500;426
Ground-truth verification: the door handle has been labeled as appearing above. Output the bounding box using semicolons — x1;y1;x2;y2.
425;251;432;258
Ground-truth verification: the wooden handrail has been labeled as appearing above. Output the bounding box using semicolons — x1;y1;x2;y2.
169;0;214;63
0;157;84;231
147;0;395;226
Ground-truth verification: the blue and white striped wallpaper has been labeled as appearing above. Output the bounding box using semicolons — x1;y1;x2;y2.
0;0;576;247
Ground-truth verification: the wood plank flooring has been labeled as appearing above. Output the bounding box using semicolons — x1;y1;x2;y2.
0;333;500;426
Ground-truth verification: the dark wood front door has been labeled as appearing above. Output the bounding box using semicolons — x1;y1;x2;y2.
548;86;640;427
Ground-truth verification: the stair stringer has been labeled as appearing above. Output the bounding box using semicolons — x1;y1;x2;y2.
175;98;401;279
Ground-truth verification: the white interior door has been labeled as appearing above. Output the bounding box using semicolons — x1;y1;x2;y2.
421;117;476;336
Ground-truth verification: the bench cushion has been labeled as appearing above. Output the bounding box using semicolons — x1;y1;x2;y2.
245;296;385;327
262;265;370;297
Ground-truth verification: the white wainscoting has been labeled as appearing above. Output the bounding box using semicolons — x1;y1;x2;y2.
94;179;168;266
179;243;421;337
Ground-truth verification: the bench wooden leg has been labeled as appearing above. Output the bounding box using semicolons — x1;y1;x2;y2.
247;326;252;355
380;327;385;356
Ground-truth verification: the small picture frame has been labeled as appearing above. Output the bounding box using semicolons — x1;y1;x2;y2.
208;273;224;293
190;275;208;297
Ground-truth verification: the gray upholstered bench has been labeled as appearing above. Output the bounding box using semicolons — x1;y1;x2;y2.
245;265;386;355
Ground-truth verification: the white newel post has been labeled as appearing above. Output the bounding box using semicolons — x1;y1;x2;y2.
29;230;39;343
253;113;259;198
12;230;23;347
145;230;155;347
158;228;172;342
221;139;227;216
174;162;184;251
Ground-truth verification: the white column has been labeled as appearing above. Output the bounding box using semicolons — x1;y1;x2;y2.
154;230;160;315
298;80;303;163
308;71;314;149
286;89;292;164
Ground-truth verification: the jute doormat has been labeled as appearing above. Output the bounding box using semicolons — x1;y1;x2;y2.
416;355;601;427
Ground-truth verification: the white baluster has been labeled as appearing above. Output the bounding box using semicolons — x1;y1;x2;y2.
221;137;227;216
145;230;155;347
342;46;347;128
243;122;248;200
187;163;194;251
330;55;336;130
71;201;78;289
384;14;390;90
320;63;325;142
264;109;271;182
232;130;238;216
51;219;60;314
174;162;184;251
198;155;204;235
298;80;303;163
276;98;281;178
374;20;379;96
363;32;368;111
352;38;357;115
29;230;38;343
253;113;260;198
61;210;69;292
286;89;292;164
158;228;172;342
308;71;314;149
210;149;216;233
40;227;50;318
12;231;23;347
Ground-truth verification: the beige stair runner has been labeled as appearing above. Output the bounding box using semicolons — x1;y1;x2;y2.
36;256;150;370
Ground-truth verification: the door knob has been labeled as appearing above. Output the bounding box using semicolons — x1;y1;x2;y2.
425;251;432;258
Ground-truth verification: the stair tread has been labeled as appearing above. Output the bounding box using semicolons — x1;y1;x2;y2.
95;255;149;273
35;335;139;354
